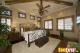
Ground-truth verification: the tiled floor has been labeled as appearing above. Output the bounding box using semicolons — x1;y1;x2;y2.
53;40;68;53
49;34;68;53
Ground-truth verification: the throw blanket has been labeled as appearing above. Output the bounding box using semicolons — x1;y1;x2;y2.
21;30;46;44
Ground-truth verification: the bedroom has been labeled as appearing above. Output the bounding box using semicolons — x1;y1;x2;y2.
0;0;80;53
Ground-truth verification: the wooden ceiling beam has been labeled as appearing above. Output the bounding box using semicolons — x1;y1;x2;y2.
53;0;73;6
44;0;73;6
5;0;73;6
5;0;37;5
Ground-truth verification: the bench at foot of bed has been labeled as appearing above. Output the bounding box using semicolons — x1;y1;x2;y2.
35;36;49;47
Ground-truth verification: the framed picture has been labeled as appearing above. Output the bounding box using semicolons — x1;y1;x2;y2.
30;15;35;20
18;12;26;18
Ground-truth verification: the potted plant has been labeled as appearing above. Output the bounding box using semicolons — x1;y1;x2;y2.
46;29;50;36
59;30;64;40
0;23;11;53
69;43;80;53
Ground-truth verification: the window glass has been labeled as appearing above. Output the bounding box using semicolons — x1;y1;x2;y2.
7;19;11;26
77;16;80;23
44;20;53;29
48;21;52;29
1;18;6;24
58;19;64;30
0;18;11;31
58;17;73;30
64;18;73;30
45;21;49;29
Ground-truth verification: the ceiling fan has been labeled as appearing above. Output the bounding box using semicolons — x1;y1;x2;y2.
36;0;73;16
36;0;50;16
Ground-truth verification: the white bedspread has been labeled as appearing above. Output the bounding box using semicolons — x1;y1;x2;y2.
21;30;46;44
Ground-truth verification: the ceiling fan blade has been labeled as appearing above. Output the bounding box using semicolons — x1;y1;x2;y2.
43;5;50;9
53;0;73;6
39;10;44;16
36;3;40;8
5;0;36;5
40;0;43;9
37;0;49;16
44;10;48;12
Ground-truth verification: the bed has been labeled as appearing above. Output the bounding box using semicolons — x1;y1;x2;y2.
21;29;47;47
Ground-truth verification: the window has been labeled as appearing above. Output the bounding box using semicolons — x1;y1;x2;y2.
44;20;53;29
77;16;80;23
1;18;11;26
0;18;11;31
7;19;11;26
64;18;73;30
1;18;6;24
58;19;64;30
58;17;73;30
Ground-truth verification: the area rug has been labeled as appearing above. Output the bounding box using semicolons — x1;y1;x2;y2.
12;37;60;53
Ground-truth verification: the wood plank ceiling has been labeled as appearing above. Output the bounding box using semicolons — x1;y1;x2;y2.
5;0;73;6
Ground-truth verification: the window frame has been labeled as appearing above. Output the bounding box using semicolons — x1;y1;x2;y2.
44;19;53;30
0;17;12;27
76;14;80;32
57;16;74;31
